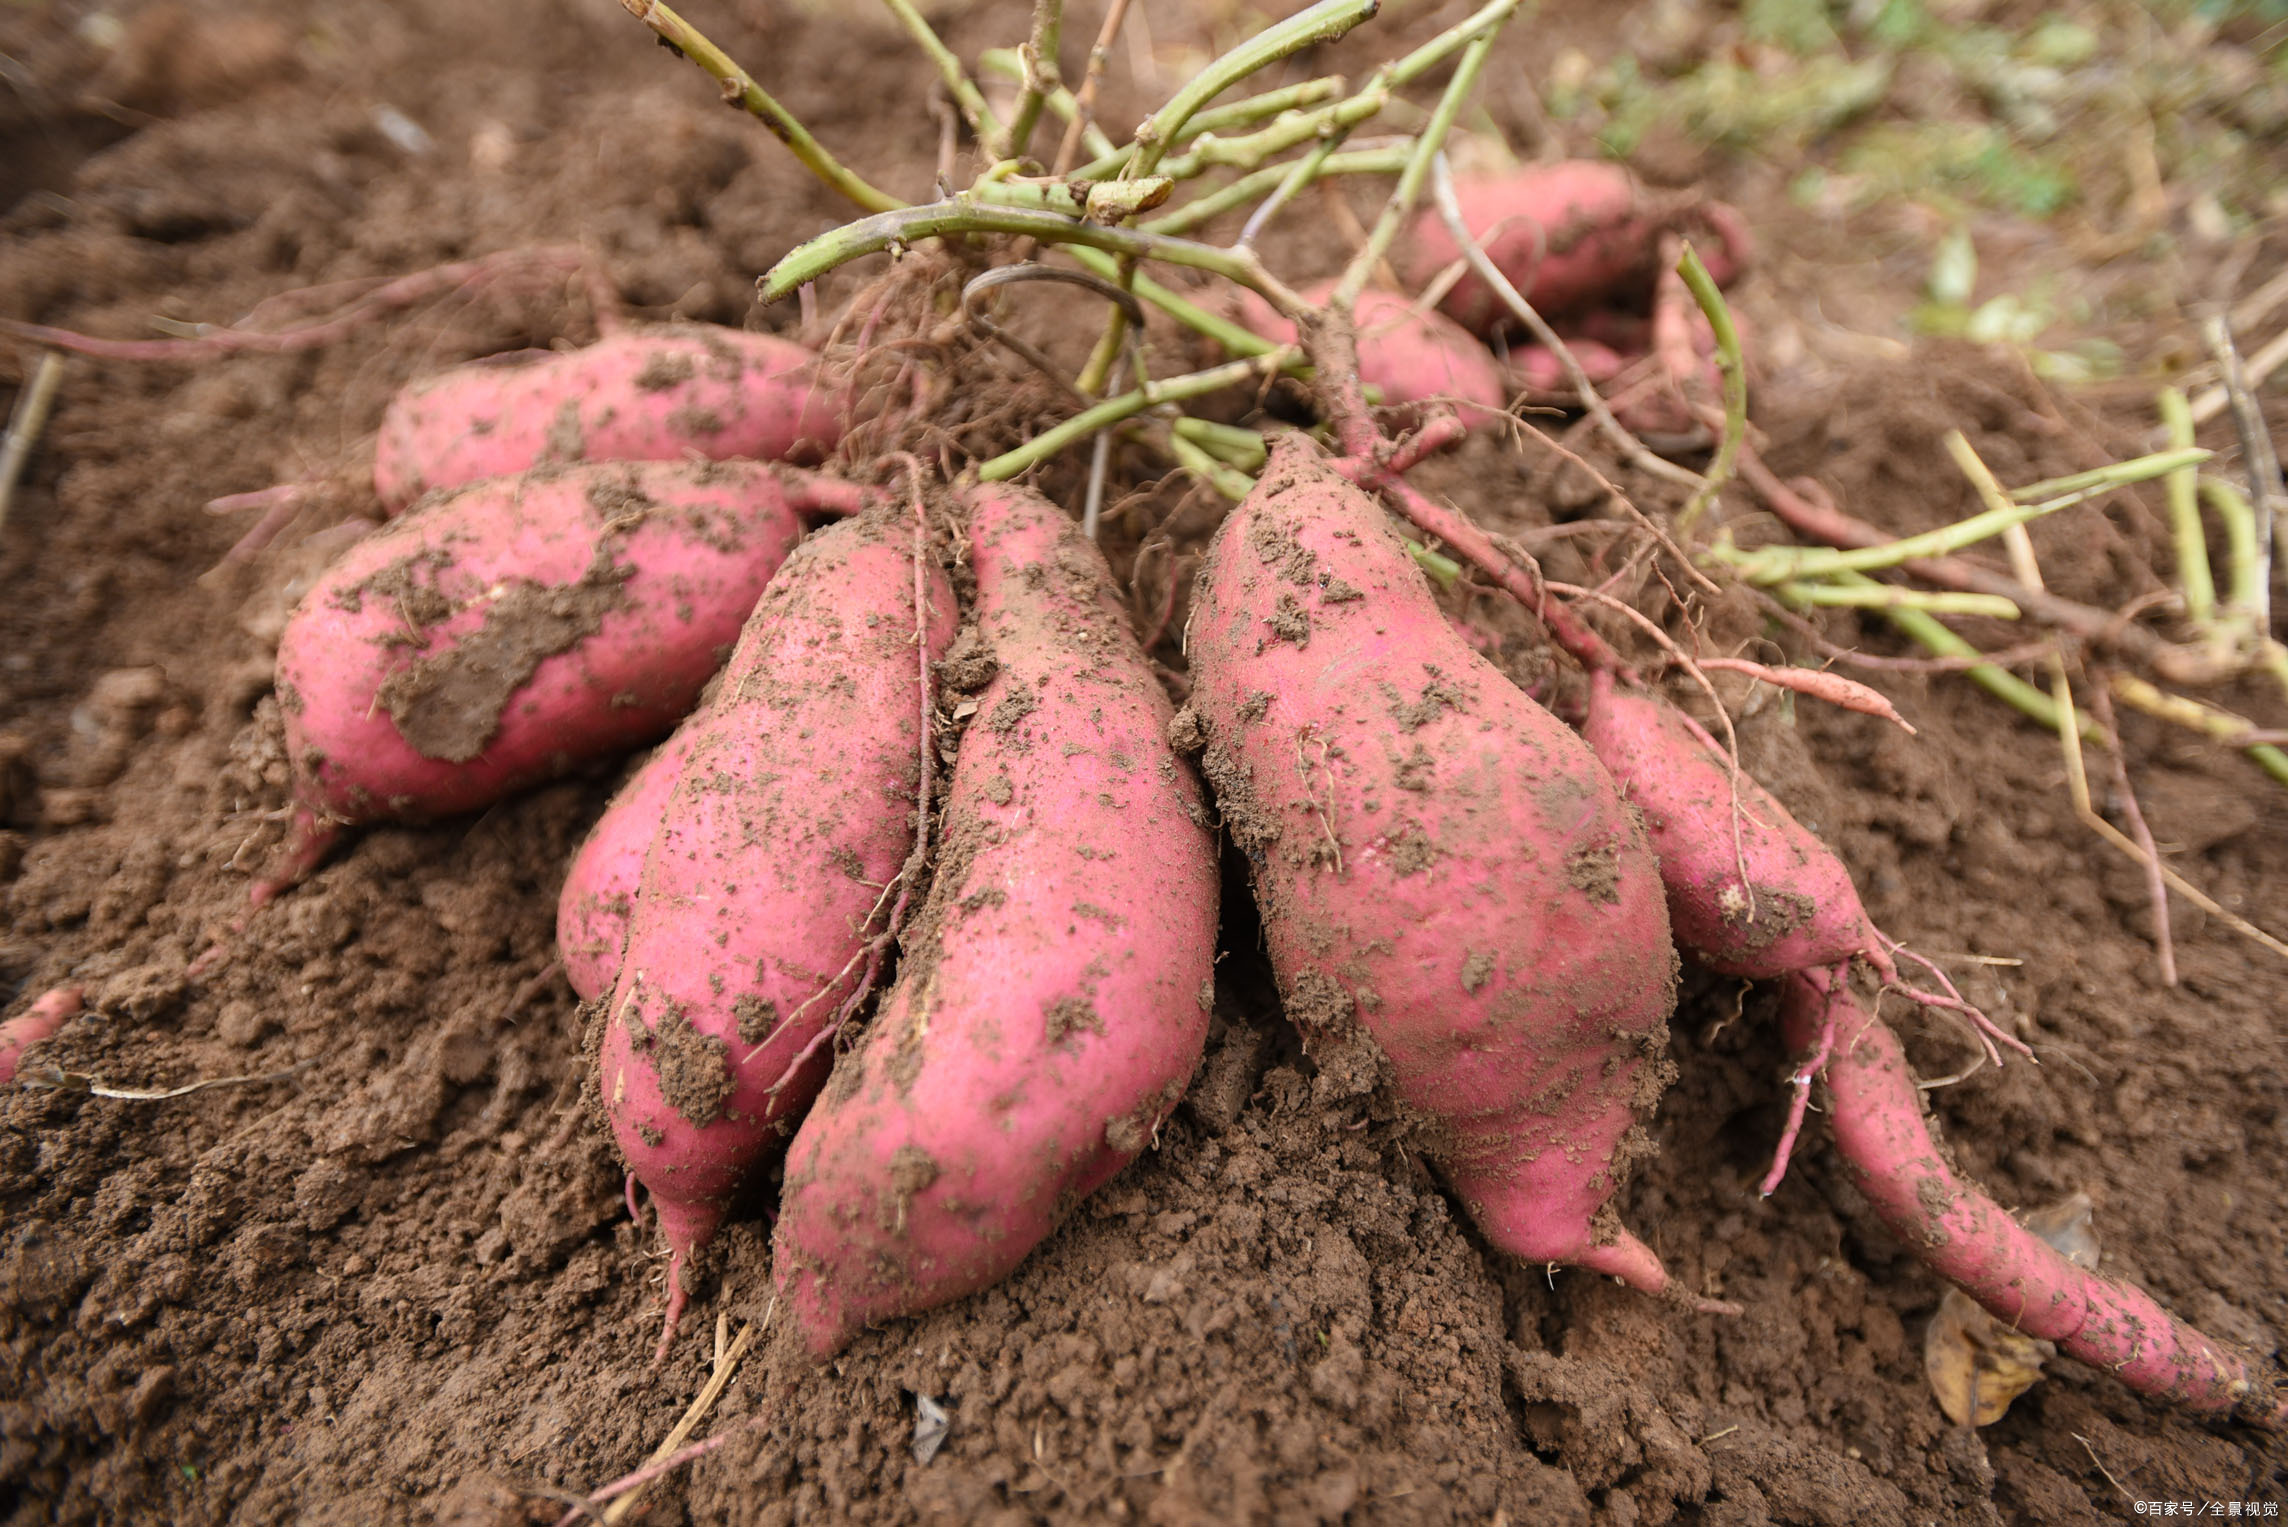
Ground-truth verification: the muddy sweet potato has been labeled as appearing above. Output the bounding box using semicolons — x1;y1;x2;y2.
598;505;955;1354
1579;671;1876;979
1181;437;1725;1309
371;325;846;512
260;459;847;903
1235;281;1506;418
771;482;1219;1358
1401;163;1751;338
555;733;696;1002
1781;968;2286;1426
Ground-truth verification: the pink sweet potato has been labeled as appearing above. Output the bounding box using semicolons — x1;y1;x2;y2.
599;507;955;1351
1401;163;1752;338
1580;671;1876;979
262;459;844;902
1781;968;2286;1426
555;733;697;1002
1506;337;1630;392
1182;437;1721;1308
371;325;846;512
1236;280;1505;418
0;987;84;1087
771;482;1219;1358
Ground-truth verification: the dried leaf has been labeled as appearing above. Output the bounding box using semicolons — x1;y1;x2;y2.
1922;1193;2099;1425
911;1393;949;1464
1924;1287;2054;1425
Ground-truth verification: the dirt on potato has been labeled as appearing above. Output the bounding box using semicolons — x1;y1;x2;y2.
2;0;2286;1524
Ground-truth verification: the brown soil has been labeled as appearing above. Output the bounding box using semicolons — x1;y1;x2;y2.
2;1;2285;1524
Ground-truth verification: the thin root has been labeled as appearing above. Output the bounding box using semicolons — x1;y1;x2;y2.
1759;962;1841;1197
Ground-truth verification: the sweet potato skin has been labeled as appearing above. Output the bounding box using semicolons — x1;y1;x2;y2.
1235;281;1505;417
0;987;83;1087
1782;968;2286;1426
1183;438;1694;1296
598;508;955;1312
1402;164;1751;338
771;483;1219;1358
556;734;695;1002
1580;671;1873;978
372;325;844;511
276;459;807;831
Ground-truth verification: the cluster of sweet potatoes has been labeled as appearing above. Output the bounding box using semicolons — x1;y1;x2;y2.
201;281;2278;1429
1176;437;2281;1425
1232;162;1752;436
254;324;855;901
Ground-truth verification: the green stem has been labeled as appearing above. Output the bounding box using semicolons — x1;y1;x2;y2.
1068;0;1510;186
1065;77;1351;182
1234;133;1356;245
879;0;1002;147
1075;0;1371;395
1405;540;1465;590
758;200;1304;305
1719;447;2206;584
1675;241;1746;541
616;0;902;213
1778;582;2021;618
977;351;1292;480
1063;246;1282;359
1173;415;1267;469
1331;1;1514;310
1127;0;1379;177
1168;77;1348;152
1073;0;1512;396
1382;0;1520;89
2108;671;2288;789
1168;431;1257;500
980;48;1115;161
1855;573;2103;743
2008;446;2211;503
1002;0;1065;162
967;176;1174;221
2159;386;2216;625
2200;476;2265;620
1142;148;1409;236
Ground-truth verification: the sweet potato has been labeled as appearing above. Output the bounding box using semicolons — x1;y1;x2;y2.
371;325;846;512
1401;163;1751;338
1579;671;1876;979
1182;437;1722;1308
0;987;84;1087
771;482;1219;1358
260;459;845;903
1781;968;2286;1426
1236;280;1505;418
599;505;955;1353
555;733;696;1002
1507;337;1629;393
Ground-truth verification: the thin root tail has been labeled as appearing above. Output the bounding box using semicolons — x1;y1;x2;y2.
1783;967;2286;1428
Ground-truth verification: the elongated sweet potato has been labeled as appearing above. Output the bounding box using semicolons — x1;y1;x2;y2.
599;506;955;1353
1182;437;1723;1308
555;733;696;1002
1580;671;1876;978
372;325;846;512
1781;968;2286;1427
1235;281;1505;418
261;459;844;903
772;482;1219;1358
1402;163;1751;338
